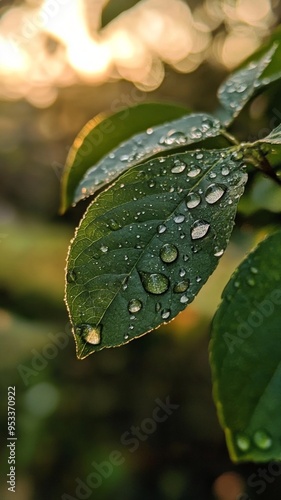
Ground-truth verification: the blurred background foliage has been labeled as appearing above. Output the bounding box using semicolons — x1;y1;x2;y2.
1;1;281;499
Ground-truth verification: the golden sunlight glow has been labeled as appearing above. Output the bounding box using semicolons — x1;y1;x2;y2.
0;0;279;106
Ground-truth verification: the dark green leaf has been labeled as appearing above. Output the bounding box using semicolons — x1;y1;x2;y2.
210;230;281;462
65;148;247;359
73;113;223;205
217;45;278;126
60;102;189;213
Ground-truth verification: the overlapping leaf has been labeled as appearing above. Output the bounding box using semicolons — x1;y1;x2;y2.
60;102;188;213
65;148;247;359
217;45;278;126
210;231;281;462
73;113;223;205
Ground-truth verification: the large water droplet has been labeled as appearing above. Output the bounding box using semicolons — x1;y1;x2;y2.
191;220;210;240
236;433;250;452
77;324;101;345
186;192;201;209
128;299;142;313
173;280;190;293
205;184;226;204
160;243;178;263
171;160;186;174
253;430;272;450
67;269;76;283
139;271;169;295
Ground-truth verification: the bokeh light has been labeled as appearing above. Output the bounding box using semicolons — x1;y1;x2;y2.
0;0;280;106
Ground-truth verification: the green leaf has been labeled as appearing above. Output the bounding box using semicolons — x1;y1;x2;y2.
217;45;278;126
210;230;281;463
65;148;247;359
73;113;223;205
60;102;189;213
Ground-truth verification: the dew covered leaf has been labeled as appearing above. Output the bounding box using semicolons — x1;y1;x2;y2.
73;113;223;206
210;230;281;463
60;102;189;213
217;45;278;126
65;148;247;359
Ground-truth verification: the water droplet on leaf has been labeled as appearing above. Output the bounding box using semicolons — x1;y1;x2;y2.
67;269;76;283
128;299;142;313
173;280;190;293
139;271;169;295
191;220;210;240
77;324;101;345
205;184;226;204
236;433;250;452
161;309;171;319
160;243;178;263
253;430;272;450
186;192;201;209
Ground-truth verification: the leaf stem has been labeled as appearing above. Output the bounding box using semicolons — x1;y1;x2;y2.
220;129;240;146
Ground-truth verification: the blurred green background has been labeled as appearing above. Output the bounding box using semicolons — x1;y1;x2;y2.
1;1;281;499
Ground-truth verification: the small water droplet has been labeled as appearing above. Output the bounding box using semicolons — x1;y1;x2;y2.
155;302;161;312
120;154;129;162
196;152;203;160
124;333;129;340
247;277;255;287
253;430;272;450
186;192;201;209
221;166;230;176
161;309;171;319
250;267;258;274
173;280;190;293
196;276;202;283
77;324;101;345
191;220;210;240
171;160;186;174
234;280;240;288
214;248;224;257
209;172;217;179
174;214;185;224
146;127;153;135
66;269;76;283
183;255;189;262
100;245;108;253
205;184;226;204
236;433;250;452
232;150;244;160
157;224;167;234
180;295;189;304
109;218;120;231
128;299;142;313
160;243;178;263
148;180;156;188
187;167;201;178
139;271;169;295
179;268;186;277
